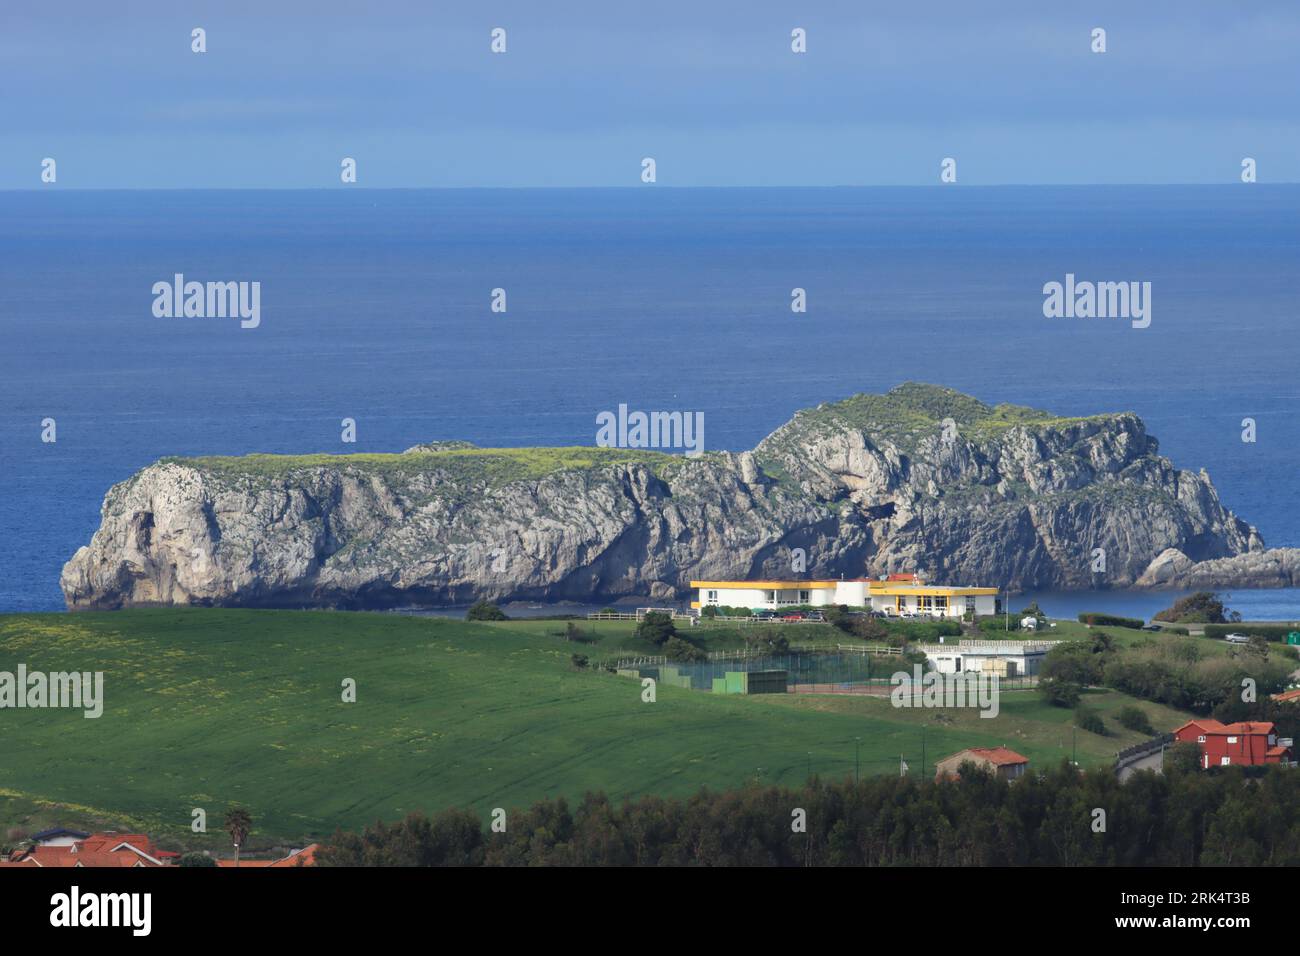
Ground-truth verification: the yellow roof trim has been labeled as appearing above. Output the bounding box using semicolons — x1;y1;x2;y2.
692;580;998;595
690;581;839;589
869;585;1000;596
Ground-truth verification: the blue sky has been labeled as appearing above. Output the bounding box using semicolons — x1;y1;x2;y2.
2;0;1298;187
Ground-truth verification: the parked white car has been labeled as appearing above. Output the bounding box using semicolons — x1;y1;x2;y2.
1020;616;1039;630
1224;633;1251;644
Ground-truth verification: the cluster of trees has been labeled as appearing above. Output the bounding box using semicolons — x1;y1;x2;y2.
316;762;1300;866
700;605;754;618
819;605;961;645
1040;630;1293;719
633;612;706;662
744;630;791;654
466;600;508;621
635;611;676;646
563;622;597;644
1154;591;1241;624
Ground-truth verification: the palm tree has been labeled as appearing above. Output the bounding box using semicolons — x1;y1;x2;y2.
225;807;253;867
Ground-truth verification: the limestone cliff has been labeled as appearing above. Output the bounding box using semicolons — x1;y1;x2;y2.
61;383;1265;610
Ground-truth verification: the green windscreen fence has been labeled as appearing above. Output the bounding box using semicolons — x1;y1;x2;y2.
627;652;887;693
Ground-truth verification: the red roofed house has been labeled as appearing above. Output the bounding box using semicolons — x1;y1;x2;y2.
1173;719;1293;769
1271;688;1300;704
934;746;1030;782
217;844;319;868
1;832;319;869
5;832;165;868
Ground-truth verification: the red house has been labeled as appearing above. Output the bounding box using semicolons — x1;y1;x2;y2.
1172;719;1293;769
1;832;166;868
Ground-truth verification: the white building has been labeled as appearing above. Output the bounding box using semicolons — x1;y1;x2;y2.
690;574;999;619
923;640;1059;678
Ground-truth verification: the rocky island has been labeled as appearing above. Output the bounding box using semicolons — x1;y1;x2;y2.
61;383;1289;611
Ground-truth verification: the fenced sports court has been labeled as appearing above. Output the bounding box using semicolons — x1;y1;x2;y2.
610;649;1038;695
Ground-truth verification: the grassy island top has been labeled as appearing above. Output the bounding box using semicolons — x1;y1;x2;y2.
783;383;1131;447
161;445;700;485
158;385;1134;485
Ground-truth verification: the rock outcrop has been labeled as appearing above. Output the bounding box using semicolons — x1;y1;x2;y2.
61;383;1265;610
1135;547;1300;590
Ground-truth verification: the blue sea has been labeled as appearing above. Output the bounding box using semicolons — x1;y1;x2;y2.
2;187;1298;615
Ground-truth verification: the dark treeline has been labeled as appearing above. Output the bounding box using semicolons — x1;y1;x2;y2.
317;761;1300;866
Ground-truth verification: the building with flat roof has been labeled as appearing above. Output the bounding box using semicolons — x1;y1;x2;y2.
690;573;998;619
923;639;1059;678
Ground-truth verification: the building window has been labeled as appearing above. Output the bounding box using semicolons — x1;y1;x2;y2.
707;590;718;603
1197;735;1206;743
765;590;776;604
1221;757;1231;766
1227;736;1237;744
799;590;810;603
935;596;948;610
965;596;976;613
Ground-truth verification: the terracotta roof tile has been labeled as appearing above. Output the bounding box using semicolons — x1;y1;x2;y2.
966;746;1029;766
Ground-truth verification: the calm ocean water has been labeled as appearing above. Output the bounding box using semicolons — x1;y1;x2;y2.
2;187;1298;615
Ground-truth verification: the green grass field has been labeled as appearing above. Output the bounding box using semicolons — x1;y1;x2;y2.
0;609;1199;852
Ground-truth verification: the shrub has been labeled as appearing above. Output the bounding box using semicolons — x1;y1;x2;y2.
564;622;597;644
1074;706;1107;736
977;615;1018;634
1154;592;1231;624
570;653;589;670
178;852;218;867
718;606;752;618
1116;705;1154;735
745;630;790;654
1077;612;1144;629
664;636;706;662
1165;740;1204;775
636;611;677;647
851;616;889;642
1041;643;1105;686
1039;677;1082;708
466;600;508;621
1103;643;1293;712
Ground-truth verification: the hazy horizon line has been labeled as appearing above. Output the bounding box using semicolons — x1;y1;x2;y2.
4;182;1298;192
